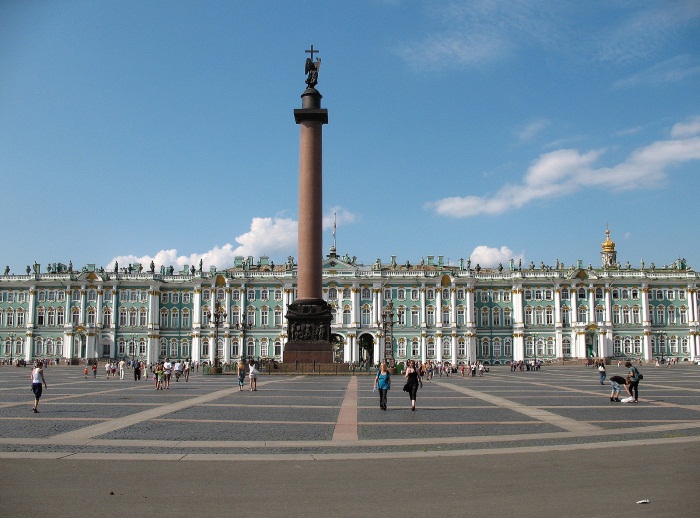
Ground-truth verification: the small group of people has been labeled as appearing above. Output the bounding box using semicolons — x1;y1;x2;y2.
374;360;423;411
237;360;259;391
510;360;541;371
606;361;642;403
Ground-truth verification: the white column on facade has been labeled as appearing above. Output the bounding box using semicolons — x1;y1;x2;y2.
468;334;478;363
436;287;442;328
436;333;443;362
643;331;653;361
640;286;650;326
225;288;232;325
420;287;427;325
688;287;698;323
450;288;457;326
570;288;578;325
223;287;232;365
451;333;457;365
96;289;104;327
80;287;87;326
350;286;357;326
466;288;475;325
605;286;614;326
376;288;384;325
588;285;595;324
513;288;524;326
24;333;32;362
343;333;352;363
27;287;37;327
421;333;427;363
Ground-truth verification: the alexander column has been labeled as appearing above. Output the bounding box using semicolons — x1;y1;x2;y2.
284;45;333;363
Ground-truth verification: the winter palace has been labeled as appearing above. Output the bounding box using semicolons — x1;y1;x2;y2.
1;230;698;365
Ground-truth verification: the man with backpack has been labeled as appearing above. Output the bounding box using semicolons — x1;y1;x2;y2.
622;361;642;403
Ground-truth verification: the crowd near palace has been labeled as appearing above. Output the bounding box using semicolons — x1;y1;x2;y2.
1;230;698;367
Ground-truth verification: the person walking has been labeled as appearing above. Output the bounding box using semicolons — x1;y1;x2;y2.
374;363;391;410
237;361;246;391
30;361;48;413
92;363;97;379
403;360;422;411
119;359;126;380
598;361;607;385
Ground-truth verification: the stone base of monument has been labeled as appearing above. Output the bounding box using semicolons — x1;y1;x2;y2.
285;298;334;364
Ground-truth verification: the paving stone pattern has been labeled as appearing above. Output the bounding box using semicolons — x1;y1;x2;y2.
1;363;699;458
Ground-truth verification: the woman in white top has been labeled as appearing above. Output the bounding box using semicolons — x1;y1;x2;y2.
249;361;259;391
31;361;47;413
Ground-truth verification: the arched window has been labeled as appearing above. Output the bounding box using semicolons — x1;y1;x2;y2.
442;337;451;357
481;338;490;358
34;337;44;356
37;307;45;326
426;338;435;358
87;307;96;325
442;307;450;325
411;339;420;357
128;308;137;327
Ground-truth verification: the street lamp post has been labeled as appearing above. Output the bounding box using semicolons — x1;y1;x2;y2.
206;302;227;371
9;332;15;366
380;302;403;369
236;319;251;363
130;333;137;365
658;330;666;364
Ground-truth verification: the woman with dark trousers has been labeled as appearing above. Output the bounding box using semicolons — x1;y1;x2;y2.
374;363;391;410
404;360;422;411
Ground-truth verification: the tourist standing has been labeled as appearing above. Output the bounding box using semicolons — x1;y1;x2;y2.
92;363;97;379
31;361;47;413
163;358;172;389
623;361;641;403
119;359;126;380
403;360;421;411
183;360;190;382
249;361;258;391
374;363;391;410
237;361;246;391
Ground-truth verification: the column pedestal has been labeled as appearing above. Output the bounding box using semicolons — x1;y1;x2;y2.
284;298;333;363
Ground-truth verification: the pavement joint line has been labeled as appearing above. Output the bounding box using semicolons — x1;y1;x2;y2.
2;421;698;450
434;380;603;433
48;377;286;441
0;435;698;462
332;376;358;442
0;386;154;409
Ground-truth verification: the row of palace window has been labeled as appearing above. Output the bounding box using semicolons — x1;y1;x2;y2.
5;285;690;306
3;302;691;331
614;336;691;356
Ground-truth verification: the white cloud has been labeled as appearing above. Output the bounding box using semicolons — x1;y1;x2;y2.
109;208;359;270
322;206;358;230
469;245;524;268
426;130;700;218
517;119;550;141
671;115;700;138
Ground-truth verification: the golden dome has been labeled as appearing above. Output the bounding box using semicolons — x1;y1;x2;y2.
602;229;615;252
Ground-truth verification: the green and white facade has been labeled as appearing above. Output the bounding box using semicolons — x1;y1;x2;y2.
1;232;699;365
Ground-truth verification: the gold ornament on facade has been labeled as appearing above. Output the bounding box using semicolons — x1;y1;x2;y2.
602;228;616;252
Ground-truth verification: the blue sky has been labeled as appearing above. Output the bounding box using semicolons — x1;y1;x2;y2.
2;0;699;273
